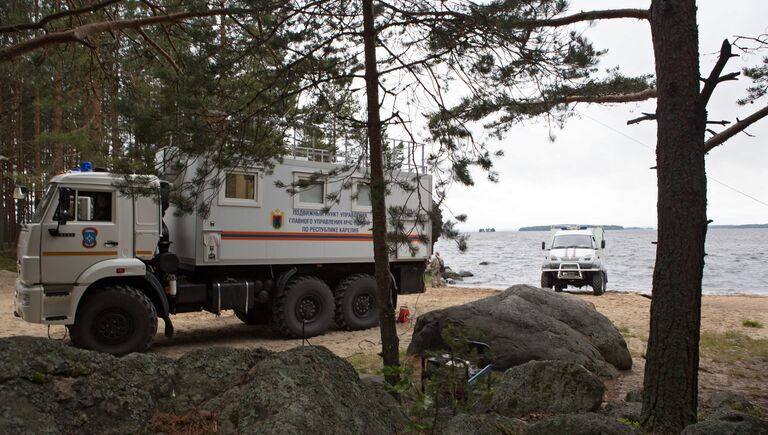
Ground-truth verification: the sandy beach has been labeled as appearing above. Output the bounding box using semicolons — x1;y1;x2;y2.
2;270;766;407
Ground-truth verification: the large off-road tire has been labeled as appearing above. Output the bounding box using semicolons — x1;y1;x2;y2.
272;276;334;338
234;304;272;325
69;285;157;355
540;272;555;289
554;283;566;293
335;274;379;330
591;271;606;296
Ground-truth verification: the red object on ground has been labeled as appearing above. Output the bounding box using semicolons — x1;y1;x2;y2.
397;306;410;323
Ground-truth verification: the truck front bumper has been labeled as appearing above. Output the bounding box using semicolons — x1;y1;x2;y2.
13;279;44;323
14;279;78;325
542;263;601;280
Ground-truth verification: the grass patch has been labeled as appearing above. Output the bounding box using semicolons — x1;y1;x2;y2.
617;326;633;337
700;331;768;362
617;417;641;430
346;349;411;375
742;319;763;328
731;402;767;418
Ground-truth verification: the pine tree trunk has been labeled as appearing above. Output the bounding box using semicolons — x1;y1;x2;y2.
34;91;41;187
362;0;400;386
52;61;63;173
642;1;707;432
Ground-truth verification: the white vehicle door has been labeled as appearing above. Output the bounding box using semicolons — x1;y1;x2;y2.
40;187;123;284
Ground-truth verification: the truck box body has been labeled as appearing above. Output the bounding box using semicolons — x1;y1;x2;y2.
162;154;433;268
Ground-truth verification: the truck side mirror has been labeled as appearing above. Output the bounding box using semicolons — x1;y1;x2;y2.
57;187;73;224
541;241;545;250
601;240;606;249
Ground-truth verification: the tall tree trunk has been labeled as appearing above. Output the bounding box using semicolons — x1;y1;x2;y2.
52;60;63;173
362;0;400;385
34;90;41;197
642;1;707;433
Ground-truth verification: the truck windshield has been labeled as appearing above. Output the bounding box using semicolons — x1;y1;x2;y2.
552;234;594;249
31;184;56;223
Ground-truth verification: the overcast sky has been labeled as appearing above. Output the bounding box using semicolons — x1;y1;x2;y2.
436;1;768;231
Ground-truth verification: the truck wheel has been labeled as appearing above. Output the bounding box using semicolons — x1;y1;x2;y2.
591;272;606;296
335;274;379;330
273;276;334;338
540;272;555;289
234;304;271;325
554;283;565;293
69;285;157;355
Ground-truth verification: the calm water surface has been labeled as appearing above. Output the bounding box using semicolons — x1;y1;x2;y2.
433;229;768;295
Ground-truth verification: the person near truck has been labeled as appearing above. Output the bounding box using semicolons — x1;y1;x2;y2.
430;252;444;287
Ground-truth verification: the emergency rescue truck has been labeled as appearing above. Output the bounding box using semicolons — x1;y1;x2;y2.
13;147;432;355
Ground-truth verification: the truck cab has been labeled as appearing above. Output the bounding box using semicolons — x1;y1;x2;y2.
14;168;167;354
540;226;607;295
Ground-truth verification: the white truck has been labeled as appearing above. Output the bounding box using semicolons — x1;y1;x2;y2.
13;149;432;355
540;226;607;295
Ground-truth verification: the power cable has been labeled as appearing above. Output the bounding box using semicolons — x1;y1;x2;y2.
577;110;768;210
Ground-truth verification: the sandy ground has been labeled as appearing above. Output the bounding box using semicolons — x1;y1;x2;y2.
2;270;766;406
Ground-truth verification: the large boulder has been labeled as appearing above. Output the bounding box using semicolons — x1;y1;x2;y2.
491;360;605;417
407;284;632;376
0;337;406;434
436;413;526;435
205;346;406;434
524;413;641;435
681;411;768;435
0;336;175;434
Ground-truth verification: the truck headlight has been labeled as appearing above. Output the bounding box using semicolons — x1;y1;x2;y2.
582;256;592;262
549;255;558;261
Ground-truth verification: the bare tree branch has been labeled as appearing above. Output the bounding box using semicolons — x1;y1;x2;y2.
704;104;768;153
701;39;739;106
0;8;260;62
0;0;121;34
628;112;657;125
136;27;181;73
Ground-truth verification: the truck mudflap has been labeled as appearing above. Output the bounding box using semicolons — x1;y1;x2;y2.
144;272;174;338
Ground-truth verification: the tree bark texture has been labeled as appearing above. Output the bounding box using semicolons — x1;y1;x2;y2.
642;1;707;433
362;0;401;386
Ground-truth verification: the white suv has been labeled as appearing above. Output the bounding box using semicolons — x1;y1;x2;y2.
540;226;607;295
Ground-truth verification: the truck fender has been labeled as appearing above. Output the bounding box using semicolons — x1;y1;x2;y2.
76;258;146;285
275;267;298;295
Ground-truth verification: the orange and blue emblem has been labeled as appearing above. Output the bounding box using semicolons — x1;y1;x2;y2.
82;227;98;248
271;209;284;229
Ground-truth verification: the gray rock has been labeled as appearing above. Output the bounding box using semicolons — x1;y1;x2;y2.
443;270;464;281
0;336;175;434
0;337;407;435
625;389;643;403
681;411;768;435
491;360;605;417
524;413;640;435
607;402;642;422
407;285;632;376
479;261;490;265
437;413;526;435
209;346;407;434
459;270;474;277
704;390;755;411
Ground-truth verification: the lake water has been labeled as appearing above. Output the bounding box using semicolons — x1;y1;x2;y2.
433;229;768;295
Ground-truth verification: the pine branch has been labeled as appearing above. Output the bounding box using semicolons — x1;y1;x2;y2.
0;0;122;34
704;104;768;153
627;112;657;125
0;8;259;62
560;88;657;104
